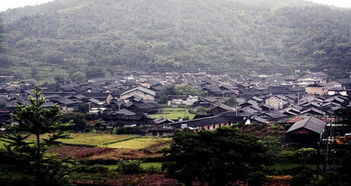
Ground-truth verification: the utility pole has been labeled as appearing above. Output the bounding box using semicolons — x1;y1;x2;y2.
324;112;335;173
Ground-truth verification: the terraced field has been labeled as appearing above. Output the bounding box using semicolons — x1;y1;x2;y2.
3;133;172;160
106;137;171;149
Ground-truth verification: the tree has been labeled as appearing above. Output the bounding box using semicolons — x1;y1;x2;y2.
0;18;4;53
297;148;317;168
61;112;86;131
41;51;66;65
175;84;205;97
0;55;12;67
165;86;177;96
164;127;269;185
337;106;351;133
1;87;72;185
189;106;209;115
225;95;237;107
85;68;105;79
70;71;86;83
54;75;67;84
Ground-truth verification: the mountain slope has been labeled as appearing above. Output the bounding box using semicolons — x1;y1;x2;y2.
1;0;351;80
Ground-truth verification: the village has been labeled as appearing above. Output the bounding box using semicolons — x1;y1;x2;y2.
1;69;351;185
1;69;351;142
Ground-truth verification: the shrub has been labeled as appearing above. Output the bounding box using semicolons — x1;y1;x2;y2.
291;168;314;186
276;150;299;163
118;160;142;174
79;159;119;165
73;164;108;173
248;171;266;186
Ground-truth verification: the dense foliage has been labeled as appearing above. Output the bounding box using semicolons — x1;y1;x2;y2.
0;0;351;81
164;127;269;185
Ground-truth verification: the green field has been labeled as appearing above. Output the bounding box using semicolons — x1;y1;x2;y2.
27;133;136;147
149;107;195;120
4;134;171;150
266;163;318;171
0;140;6;150
58;133;136;146
106;137;171;149
105;162;163;171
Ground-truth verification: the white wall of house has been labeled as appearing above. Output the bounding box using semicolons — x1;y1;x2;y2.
168;95;199;106
265;97;286;110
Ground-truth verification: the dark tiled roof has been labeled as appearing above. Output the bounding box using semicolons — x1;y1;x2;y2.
286;117;326;134
169;111;247;128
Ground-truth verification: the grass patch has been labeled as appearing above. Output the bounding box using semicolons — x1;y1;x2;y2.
140;162;163;172
0;140;7;150
267;163;318;171
28;133;135;147
106;137;172;149
67;173;108;182
104;162;163;172
149;107;195;120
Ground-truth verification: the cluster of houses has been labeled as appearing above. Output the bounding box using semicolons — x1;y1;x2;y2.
1;69;351;143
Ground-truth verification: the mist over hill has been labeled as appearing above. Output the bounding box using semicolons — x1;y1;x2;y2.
0;0;351;81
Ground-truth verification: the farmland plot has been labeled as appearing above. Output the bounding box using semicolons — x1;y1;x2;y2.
149;107;195;120
106;137;172;149
29;133;135;146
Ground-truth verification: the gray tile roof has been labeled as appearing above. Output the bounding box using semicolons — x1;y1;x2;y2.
121;86;156;97
286;117;326;134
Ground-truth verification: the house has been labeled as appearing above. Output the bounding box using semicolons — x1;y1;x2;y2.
168;95;199;107
146;127;175;137
120;86;156;101
285;117;326;145
326;81;343;90
327;89;348;96
168;111;249;131
251;116;269;124
101;110;153;126
126;100;160;114
265;96;288;110
150;83;166;94
263;111;288;122
305;84;327;95
336;78;351;89
153;117;174;125
49;97;76;113
297;72;327;86
209;104;235;115
0;109;12;126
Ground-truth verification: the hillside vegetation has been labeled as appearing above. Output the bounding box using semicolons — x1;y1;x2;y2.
1;0;351;81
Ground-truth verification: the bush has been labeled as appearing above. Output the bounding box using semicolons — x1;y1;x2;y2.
248;171;266;186
291;168;314;186
79;159;119;165
276;150;299;163
73;164;108;173
118;160;142;174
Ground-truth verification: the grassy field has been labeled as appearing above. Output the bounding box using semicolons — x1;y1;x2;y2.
0;140;6;150
140;162;163;172
266;163;318;171
106;137;172;149
105;162;163;172
149;107;195;120
4;134;171;150
27;133;136;147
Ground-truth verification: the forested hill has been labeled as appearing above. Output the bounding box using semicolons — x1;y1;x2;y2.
1;0;351;81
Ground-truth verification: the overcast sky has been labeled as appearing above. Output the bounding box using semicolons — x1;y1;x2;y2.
0;0;351;12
